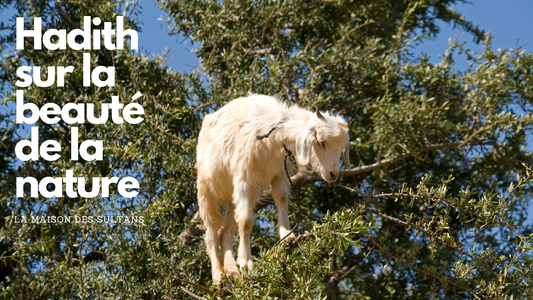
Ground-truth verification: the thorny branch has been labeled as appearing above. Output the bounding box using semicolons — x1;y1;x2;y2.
368;237;484;298
336;179;531;297
176;141;531;296
156;269;212;295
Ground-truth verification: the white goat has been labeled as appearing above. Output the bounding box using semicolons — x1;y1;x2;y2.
196;94;351;282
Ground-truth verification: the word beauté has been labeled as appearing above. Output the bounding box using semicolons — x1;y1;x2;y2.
15;16;143;199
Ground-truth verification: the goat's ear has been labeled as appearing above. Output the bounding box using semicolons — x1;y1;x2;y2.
314;125;324;146
342;141;351;169
295;127;314;166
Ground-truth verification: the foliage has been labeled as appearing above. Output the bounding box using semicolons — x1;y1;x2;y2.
0;0;532;299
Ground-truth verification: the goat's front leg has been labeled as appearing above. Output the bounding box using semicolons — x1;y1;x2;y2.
233;180;256;270
271;174;296;240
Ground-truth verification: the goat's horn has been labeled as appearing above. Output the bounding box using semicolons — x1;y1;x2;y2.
336;109;346;117
316;110;325;120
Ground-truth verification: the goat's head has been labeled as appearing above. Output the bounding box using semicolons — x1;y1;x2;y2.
295;110;351;183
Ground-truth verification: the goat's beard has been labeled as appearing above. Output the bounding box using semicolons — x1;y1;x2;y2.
312;164;337;183
309;152;339;183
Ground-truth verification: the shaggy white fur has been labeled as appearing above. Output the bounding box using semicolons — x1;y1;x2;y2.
196;94;350;282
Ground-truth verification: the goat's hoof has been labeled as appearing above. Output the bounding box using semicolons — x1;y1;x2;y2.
279;230;296;241
286;233;297;241
224;266;241;279
212;268;224;284
226;269;241;279
237;260;254;271
279;233;296;244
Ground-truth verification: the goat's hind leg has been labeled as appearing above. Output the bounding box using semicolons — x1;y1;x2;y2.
198;182;224;283
203;220;224;282
233;180;256;270
219;205;240;278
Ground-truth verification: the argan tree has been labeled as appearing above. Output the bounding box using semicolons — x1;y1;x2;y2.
1;0;532;299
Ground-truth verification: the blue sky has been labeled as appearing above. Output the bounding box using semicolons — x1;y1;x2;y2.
136;0;533;73
418;0;533;69
135;2;198;72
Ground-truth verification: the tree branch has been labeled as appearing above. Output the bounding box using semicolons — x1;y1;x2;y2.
256;141;464;210
368;237;483;298
336;184;530;296
242;48;273;55
156;269;212;295
180;286;207;300
55;0;77;28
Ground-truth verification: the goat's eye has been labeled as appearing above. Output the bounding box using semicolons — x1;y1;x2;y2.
318;141;325;147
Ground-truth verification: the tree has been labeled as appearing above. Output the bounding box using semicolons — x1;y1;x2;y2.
1;0;532;299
